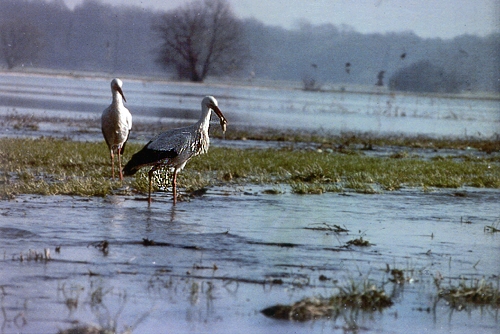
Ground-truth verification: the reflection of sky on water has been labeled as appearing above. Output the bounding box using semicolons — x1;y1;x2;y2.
0;187;498;333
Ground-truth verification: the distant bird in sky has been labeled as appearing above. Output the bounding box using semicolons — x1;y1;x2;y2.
123;96;227;205
400;52;407;60
101;78;132;181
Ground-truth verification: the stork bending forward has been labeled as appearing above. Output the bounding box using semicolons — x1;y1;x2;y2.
123;96;227;204
101;78;132;181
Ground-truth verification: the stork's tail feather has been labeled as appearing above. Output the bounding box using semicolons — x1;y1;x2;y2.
120;132;130;155
122;149;148;176
120;142;127;156
122;160;140;176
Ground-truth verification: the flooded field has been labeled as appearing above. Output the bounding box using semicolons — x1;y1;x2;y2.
0;72;499;333
0;188;499;334
0;71;499;140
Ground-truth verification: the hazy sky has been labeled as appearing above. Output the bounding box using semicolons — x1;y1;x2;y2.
64;0;500;39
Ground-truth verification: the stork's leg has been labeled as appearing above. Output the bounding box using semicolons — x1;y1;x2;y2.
172;169;178;205
148;168;154;205
110;150;115;180
118;150;123;181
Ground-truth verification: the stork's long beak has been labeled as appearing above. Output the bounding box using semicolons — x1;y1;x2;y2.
210;103;227;133
117;86;127;103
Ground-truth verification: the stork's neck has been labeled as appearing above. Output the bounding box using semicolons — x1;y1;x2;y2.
112;91;124;106
196;107;212;132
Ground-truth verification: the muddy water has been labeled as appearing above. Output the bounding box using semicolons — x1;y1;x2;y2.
0;187;498;333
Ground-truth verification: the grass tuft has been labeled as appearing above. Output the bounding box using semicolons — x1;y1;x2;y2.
261;279;393;321
438;278;500;310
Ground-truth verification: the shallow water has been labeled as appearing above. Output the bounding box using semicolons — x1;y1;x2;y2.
0;187;498;333
0;72;499;138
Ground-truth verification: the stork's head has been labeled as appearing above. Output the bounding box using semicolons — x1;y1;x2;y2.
111;78;126;103
203;96;227;133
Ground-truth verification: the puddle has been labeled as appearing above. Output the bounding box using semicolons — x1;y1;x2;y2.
0;187;498;333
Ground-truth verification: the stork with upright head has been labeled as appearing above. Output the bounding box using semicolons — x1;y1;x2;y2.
123;96;227;205
101;78;132;181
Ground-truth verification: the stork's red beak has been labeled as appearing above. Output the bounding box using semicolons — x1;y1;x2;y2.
209;103;227;133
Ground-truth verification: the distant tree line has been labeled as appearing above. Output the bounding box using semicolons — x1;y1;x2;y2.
0;0;158;74
0;0;498;92
0;20;43;69
388;60;464;93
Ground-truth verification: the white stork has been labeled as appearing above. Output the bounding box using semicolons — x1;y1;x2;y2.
123;96;227;204
101;78;132;181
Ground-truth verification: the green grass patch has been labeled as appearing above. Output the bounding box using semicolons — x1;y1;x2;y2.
195;147;500;189
1;137;499;198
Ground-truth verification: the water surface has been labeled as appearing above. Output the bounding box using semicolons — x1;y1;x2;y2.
0;187;498;333
1;72;498;138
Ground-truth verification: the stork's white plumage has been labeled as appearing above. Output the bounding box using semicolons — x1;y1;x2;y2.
123;96;227;204
101;78;132;181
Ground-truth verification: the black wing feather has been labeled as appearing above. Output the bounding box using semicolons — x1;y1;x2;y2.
123;145;178;176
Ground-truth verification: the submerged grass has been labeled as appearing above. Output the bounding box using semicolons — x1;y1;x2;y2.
221;128;500;154
1;137;499;198
437;278;500;310
261;279;393;321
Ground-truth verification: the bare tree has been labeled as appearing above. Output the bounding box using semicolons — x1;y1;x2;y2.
152;0;248;82
0;21;43;69
388;60;464;93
